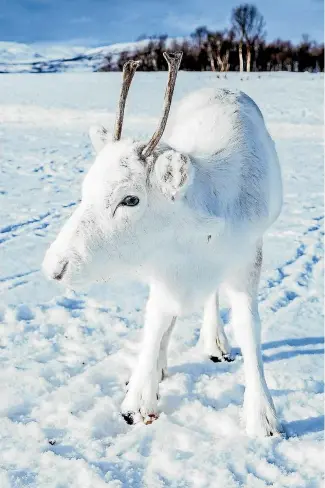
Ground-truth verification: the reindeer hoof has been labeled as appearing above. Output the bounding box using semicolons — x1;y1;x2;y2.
210;355;222;363
121;411;134;425
121;410;159;425
223;354;234;362
210;353;234;363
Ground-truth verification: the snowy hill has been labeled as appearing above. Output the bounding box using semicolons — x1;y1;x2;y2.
0;40;171;73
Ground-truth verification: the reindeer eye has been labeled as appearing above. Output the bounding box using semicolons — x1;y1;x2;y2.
120;195;139;207
113;195;140;217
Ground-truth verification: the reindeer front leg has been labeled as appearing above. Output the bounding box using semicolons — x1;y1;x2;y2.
121;289;176;425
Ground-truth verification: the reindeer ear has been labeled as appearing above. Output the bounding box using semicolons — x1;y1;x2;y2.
89;125;110;153
154;150;194;200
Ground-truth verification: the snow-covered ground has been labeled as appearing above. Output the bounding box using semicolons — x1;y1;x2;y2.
0;72;323;487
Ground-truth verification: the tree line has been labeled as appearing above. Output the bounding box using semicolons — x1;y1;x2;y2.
100;4;324;73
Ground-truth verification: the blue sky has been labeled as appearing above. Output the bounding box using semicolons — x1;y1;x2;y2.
0;0;323;46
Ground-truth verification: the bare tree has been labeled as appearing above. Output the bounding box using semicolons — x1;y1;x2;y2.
206;34;217;71
208;31;232;72
231;3;266;72
191;26;209;48
99;18;324;73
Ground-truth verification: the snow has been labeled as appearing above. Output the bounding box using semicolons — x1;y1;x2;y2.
0;72;323;487
0;39;179;73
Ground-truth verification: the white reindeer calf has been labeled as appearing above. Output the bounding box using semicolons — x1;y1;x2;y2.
43;52;283;436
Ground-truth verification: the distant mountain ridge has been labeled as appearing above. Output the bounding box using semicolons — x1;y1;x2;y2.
2;37;322;74
0;39;154;73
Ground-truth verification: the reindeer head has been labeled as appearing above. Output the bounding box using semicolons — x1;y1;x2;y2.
43;52;194;285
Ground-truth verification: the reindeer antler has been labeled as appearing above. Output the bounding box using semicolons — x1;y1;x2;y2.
113;60;141;141
142;52;183;158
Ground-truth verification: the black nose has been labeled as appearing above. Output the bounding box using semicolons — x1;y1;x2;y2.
53;260;69;281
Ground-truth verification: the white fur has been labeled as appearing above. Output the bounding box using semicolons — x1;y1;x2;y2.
199;291;231;359
43;87;283;435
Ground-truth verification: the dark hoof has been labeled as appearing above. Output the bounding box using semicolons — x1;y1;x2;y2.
210;354;234;363
121;412;134;425
223;354;234;362
210;355;222;363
